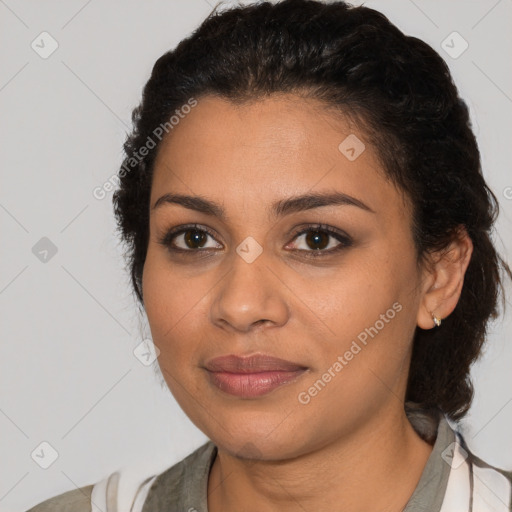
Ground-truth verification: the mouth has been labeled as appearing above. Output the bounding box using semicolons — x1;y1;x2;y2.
204;353;309;398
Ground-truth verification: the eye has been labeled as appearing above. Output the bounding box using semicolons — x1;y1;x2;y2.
158;223;352;258
158;224;222;252
285;224;352;257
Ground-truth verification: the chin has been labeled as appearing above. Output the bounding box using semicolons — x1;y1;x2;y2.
204;413;309;461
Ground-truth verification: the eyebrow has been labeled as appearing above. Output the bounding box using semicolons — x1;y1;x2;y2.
151;191;375;218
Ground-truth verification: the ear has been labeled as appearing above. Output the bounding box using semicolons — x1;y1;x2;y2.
417;227;473;329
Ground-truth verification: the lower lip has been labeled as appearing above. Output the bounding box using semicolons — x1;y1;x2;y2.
206;369;307;398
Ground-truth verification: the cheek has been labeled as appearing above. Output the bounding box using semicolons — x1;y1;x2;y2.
314;250;409;323
309;244;420;369
142;253;203;399
142;253;171;336
142;249;200;348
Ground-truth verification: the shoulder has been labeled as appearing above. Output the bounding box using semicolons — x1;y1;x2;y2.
25;485;93;512
464;443;512;508
142;441;217;511
26;442;217;512
441;430;512;511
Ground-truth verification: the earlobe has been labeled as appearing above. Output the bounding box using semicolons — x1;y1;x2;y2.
416;227;473;330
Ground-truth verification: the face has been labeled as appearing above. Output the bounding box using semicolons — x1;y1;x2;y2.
142;93;426;460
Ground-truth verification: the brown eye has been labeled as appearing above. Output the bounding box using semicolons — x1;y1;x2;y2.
184;229;208;249
158;224;223;252
286;224;353;258
304;231;330;250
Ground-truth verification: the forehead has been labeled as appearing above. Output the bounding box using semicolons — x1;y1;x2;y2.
150;94;407;219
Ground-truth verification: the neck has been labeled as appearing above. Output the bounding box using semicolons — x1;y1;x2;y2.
207;406;434;512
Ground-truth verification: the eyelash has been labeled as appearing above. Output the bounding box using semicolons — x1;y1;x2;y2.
157;223;353;259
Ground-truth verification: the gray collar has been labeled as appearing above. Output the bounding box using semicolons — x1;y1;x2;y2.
403;409;454;511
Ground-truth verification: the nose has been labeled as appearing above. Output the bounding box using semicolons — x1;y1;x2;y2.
209;249;289;333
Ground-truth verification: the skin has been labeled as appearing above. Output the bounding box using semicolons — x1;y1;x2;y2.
142;93;473;512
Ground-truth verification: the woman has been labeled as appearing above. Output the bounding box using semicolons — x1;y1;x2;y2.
27;0;512;510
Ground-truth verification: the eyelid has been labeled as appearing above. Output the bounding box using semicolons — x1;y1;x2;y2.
288;223;352;243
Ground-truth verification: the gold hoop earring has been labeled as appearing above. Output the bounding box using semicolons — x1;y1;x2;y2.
431;312;442;327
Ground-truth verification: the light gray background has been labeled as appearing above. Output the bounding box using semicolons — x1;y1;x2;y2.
1;1;511;510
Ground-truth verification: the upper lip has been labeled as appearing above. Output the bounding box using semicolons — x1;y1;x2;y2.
204;354;308;373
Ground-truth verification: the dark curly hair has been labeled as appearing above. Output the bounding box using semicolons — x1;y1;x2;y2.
112;0;510;422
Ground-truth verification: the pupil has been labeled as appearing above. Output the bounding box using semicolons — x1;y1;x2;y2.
306;231;328;250
185;229;206;248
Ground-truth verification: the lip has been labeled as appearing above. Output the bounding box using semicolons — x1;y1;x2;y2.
204;354;308;398
205;354;307;373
